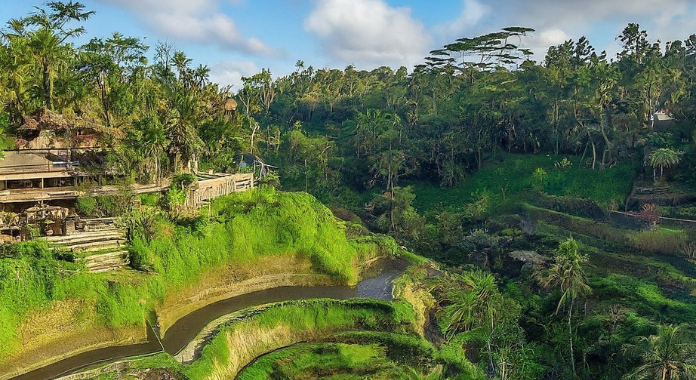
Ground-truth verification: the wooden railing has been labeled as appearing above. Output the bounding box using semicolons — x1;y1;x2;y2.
186;173;254;209
0;173;254;205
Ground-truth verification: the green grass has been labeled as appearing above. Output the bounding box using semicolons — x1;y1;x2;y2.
238;343;411;380
133;188;387;285
527;203;690;257
626;227;688;255
184;298;418;379
0;189;399;359
409;153;637;214
590;273;696;322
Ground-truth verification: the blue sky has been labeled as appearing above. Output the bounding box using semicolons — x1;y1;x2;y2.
2;0;695;89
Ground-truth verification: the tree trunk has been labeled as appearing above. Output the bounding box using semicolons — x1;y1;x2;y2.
569;300;576;378
554;101;560;155
250;123;259;155
43;63;52;110
99;74;111;128
589;139;597;170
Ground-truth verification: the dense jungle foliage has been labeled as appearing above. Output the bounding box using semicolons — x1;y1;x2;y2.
4;2;696;380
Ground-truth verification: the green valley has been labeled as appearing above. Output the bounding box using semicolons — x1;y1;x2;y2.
2;2;696;380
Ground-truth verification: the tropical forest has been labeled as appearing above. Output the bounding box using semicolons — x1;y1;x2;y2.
2;2;696;380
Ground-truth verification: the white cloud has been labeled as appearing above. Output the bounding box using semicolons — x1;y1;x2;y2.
304;0;430;68
96;0;276;56
454;0;696;61
650;3;696;46
516;28;570;62
497;0;691;30
538;28;570;46
209;61;260;89
437;0;489;37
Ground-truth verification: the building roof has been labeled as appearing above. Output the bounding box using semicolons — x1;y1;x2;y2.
0;152;73;180
653;111;675;122
0;152;53;168
18;108;69;132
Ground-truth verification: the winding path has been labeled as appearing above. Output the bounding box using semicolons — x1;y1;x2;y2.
9;261;405;380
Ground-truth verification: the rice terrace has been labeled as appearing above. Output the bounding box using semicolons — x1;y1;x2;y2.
2;1;696;379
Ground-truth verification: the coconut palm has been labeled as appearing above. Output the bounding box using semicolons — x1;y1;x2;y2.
442;270;497;339
166;91;205;173
623;324;696;380
5;2;94;110
138;117;168;184
541;237;591;378
649;148;683;181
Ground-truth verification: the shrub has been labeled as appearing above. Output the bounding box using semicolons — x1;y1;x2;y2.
532;168;548;191
171;173;197;190
627;228;688;255
76;197;98;217
139;193;160;207
165;188;187;212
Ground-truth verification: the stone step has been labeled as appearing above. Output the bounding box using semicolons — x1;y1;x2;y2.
82;250;128;262
91;265;128;273
81;217;121;225
85;256;129;269
89;262;130;273
68;239;127;252
83;224;121;232
43;231;125;245
83;251;130;273
85;256;128;268
80;218;123;232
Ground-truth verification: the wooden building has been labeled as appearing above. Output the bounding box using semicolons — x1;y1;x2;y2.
0;151;84;204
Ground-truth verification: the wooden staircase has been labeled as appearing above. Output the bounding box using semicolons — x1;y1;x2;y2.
42;218;130;273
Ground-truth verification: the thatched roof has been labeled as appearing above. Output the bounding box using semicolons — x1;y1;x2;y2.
74;116;123;139
18;108;69;132
224;98;238;111
18;117;39;131
17;108;121;144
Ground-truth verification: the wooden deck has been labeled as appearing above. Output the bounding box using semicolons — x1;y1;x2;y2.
0;173;255;205
186;173;254;209
0;182;171;203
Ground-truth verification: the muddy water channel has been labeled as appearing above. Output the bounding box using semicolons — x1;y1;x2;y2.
11;259;407;380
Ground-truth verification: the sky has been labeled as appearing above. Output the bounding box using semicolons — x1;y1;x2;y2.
1;0;696;90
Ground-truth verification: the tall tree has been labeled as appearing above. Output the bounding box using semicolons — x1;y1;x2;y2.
79;33;147;127
623;324;696;380
542;237;591;378
648;148;682;181
3;1;94;110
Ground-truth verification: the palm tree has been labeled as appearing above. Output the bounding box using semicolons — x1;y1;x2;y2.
28;27;64;110
623;324;696;380
137;117;168;184
5;2;95;110
442;270;497;339
354;109;388;158
541;237;591;378
649;148;682;181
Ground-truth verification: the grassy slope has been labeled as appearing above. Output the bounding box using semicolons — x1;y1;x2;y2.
183;299;419;379
0;189;396;366
409;153;637;214
89;287;479;380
